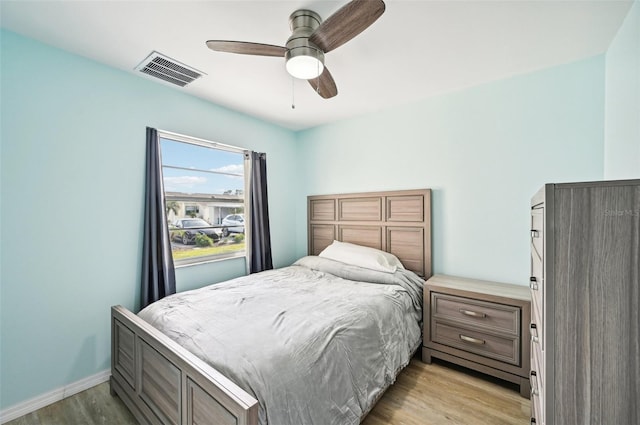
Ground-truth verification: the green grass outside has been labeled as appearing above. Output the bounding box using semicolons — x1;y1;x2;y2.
172;242;246;260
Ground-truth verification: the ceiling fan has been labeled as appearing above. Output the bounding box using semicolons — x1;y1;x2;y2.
206;0;386;99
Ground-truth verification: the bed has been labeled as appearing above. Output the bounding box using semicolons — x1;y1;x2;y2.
111;188;432;425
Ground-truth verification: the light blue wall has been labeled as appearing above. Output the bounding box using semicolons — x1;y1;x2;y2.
296;56;606;285
605;0;640;179
0;30;298;409
0;26;618;412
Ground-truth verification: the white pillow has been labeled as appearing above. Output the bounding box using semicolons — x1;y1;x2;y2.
318;240;405;273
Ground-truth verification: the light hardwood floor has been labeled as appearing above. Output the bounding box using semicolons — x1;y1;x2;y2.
4;380;138;425
362;358;530;425
6;358;530;425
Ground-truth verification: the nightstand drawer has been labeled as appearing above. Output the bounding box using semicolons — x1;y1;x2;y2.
432;293;520;334
432;321;520;365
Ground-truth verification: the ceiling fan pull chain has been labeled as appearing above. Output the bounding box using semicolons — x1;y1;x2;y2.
291;76;296;109
316;54;320;94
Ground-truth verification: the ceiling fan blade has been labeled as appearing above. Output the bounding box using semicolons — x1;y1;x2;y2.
206;40;286;57
309;0;385;53
308;67;338;99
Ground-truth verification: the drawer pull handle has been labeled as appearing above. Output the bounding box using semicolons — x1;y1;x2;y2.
530;323;539;343
530;370;539;395
459;309;486;318
529;277;539;291
459;334;485;345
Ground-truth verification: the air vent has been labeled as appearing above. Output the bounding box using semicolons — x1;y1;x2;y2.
135;51;205;87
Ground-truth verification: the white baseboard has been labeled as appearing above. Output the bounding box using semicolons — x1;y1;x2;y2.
0;369;111;424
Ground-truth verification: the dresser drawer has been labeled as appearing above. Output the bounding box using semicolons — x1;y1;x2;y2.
530;274;544;349
530;321;544;375
431;321;520;365
530;313;543;370
531;388;544;425
531;342;544;394
530;208;544;263
531;295;543;337
530;208;544;348
530;342;545;424
432;293;520;334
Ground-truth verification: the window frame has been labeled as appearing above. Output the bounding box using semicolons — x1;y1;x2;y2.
158;130;249;268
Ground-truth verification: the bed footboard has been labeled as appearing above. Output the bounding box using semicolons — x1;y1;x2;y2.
111;305;259;425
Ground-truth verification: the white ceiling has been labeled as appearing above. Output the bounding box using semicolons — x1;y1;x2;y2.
0;0;633;131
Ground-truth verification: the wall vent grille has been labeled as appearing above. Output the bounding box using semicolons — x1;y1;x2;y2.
135;51;204;87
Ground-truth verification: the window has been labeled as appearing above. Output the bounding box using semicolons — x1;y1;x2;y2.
159;131;246;266
185;205;199;217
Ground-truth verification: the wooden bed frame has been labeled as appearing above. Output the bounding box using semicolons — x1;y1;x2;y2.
111;188;432;425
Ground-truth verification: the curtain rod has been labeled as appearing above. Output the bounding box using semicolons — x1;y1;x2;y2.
157;128;248;155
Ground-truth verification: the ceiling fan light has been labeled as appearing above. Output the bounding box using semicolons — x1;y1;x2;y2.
285;45;324;80
286;55;324;79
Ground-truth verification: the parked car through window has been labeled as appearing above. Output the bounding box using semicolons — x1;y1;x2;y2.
171;218;222;245
221;214;245;236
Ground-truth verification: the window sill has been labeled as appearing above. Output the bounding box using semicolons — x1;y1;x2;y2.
174;252;247;268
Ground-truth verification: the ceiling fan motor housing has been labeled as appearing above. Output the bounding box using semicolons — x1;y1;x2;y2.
285;10;325;78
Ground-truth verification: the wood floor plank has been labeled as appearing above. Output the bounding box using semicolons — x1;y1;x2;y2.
362;358;530;425
6;357;529;424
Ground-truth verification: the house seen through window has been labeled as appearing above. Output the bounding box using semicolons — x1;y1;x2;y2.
160;133;246;265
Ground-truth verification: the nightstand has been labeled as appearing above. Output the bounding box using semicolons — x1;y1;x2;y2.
422;274;531;398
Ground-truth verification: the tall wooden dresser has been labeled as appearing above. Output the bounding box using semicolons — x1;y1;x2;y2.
529;179;640;425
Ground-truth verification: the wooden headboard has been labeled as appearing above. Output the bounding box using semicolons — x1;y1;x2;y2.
307;189;432;279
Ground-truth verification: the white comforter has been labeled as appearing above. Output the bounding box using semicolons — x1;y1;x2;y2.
138;256;424;425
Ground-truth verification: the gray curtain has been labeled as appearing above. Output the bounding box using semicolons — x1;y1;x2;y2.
249;152;273;273
141;127;176;309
